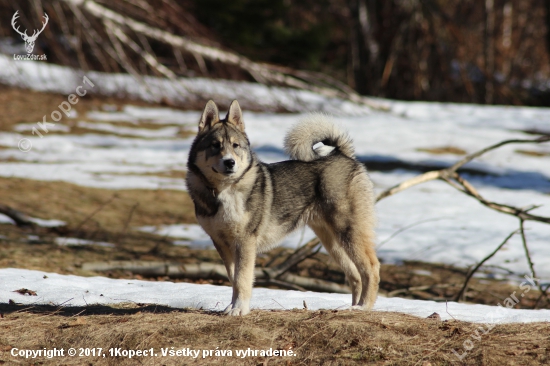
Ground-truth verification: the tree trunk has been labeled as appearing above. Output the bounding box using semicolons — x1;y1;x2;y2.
484;0;495;104
348;0;380;95
545;0;550;56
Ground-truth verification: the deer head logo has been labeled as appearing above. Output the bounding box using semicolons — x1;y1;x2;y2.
11;11;49;54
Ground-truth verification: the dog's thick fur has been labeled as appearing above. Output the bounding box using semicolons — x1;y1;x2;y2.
186;100;379;316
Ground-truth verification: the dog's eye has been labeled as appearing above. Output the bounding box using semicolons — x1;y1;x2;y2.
212;142;221;149
232;143;239;148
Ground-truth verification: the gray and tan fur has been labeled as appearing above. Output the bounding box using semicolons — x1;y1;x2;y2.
186;100;379;316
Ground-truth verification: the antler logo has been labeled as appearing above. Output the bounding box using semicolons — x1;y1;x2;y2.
11;10;49;54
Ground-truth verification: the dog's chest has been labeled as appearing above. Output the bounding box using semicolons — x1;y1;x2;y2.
216;188;247;223
199;187;247;233
198;188;249;243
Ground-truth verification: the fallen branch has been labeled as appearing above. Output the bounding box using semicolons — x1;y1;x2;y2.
377;140;549;222
0;204;35;228
373;136;550;305
376;171;440;202
387;283;457;298
82;261;350;294
447;173;550;224
75;0;388;111
376;136;550;203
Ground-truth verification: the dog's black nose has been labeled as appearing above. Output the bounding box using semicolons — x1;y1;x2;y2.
224;159;235;169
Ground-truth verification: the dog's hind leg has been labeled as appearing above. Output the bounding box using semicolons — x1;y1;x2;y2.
224;238;256;316
339;228;379;309
309;224;362;306
212;240;235;283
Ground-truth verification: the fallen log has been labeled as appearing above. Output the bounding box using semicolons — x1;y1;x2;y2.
82;260;350;294
0;204;35;227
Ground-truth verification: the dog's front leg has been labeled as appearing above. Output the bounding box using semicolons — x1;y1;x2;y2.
224;239;256;316
212;240;235;283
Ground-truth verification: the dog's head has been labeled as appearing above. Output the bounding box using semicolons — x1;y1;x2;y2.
188;100;251;183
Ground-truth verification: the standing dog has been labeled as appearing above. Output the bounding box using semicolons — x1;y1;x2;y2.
186;100;379;316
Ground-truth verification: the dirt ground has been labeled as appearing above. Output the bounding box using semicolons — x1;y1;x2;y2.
1;87;549;365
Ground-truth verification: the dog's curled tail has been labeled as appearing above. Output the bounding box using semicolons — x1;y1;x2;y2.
284;114;355;161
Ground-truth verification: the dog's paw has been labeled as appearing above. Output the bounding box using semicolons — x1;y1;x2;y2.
223;302;250;316
349;305;367;311
225;307;250;316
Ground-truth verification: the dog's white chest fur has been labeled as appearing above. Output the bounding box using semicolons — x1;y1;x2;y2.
216;187;246;224
198;186;246;236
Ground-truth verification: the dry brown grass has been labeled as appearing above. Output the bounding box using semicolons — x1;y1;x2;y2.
0;86;195;145
0;86;203;134
416;146;467;155
0;177;196;231
514;149;550;157
38;122;194;140
0;304;548;365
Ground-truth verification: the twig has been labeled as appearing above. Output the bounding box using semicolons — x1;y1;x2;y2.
448;173;550;224
445;300;457;321
447;136;549;173
72;195;116;234
454;229;519;302
377;217;452;249
519;220;548;308
270;238;321;277
270;298;288;310
116;202;139;244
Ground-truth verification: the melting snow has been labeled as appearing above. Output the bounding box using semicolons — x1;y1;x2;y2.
1;268;548;324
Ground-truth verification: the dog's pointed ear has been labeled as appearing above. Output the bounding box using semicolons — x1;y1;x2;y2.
226;100;245;132
198;100;220;132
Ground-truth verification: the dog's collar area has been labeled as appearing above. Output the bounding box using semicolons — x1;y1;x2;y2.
203;182;218;197
189;163;219;197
